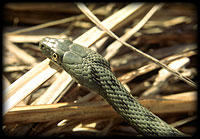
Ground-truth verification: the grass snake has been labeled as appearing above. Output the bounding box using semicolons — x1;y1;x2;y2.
39;37;187;136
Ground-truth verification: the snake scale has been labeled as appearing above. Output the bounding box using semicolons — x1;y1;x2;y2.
39;37;187;136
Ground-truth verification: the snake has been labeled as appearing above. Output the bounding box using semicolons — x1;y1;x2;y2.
39;37;187;136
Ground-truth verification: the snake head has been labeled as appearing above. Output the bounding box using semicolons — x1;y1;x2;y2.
39;37;90;64
39;37;111;87
39;37;74;65
39;37;90;76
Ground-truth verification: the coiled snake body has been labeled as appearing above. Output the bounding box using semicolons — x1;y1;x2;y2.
39;37;186;136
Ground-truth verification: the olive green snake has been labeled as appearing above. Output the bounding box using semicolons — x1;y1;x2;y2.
39;37;187;136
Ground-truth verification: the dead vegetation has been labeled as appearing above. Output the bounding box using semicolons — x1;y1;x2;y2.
3;3;197;136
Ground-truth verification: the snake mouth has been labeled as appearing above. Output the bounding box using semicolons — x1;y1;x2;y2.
39;38;55;60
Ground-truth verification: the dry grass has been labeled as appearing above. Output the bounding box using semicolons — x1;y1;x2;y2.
3;3;197;136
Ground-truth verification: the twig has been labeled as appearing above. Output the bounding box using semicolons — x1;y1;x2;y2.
3;59;60;115
4;91;197;124
4;5;112;36
141;57;190;97
4;65;33;72
171;116;197;128
73;3;144;46
4;38;37;65
5;34;66;43
118;49;196;84
76;3;197;89
104;2;161;60
31;71;74;105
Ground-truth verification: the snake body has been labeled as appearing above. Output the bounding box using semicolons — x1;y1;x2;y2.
39;37;186;136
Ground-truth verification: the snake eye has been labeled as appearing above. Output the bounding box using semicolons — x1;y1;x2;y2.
40;44;45;49
52;53;58;61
